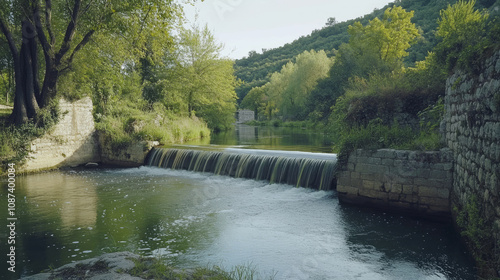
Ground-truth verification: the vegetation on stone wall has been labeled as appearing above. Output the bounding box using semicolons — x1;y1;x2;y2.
454;195;496;273
0;100;59;174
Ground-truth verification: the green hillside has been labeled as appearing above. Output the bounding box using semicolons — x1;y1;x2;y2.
234;0;498;102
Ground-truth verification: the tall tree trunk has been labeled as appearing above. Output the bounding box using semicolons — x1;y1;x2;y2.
40;65;58;107
11;57;28;124
10;20;41;123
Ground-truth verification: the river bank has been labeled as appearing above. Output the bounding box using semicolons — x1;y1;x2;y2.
20;251;266;280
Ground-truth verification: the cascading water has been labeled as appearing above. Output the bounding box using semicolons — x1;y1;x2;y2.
145;147;337;190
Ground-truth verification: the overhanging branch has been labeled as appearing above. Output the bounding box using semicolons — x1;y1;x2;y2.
60;29;95;73
56;0;82;64
0;16;19;59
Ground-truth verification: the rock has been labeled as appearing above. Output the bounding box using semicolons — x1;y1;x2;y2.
21;252;142;280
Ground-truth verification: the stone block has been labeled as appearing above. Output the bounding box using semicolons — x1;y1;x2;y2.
388;193;401;202
348;163;356;171
395;150;409;160
350;178;363;188
403;185;416;195
416;168;431;178
414;178;429;187
388;183;403;194
366;157;382;165
359;189;388;200
356;163;389;174
374;149;396;159
338;175;351;186
337;185;360;196
351;172;360;179
442;163;454;171
360;172;385;182
362;180;376;190
418;186;438;198
429;169;449;180
382;158;395;166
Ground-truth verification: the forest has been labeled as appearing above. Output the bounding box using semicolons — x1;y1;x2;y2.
234;0;499;103
0;0;238;164
238;0;500;162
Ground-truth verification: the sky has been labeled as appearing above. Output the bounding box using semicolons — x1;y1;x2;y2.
181;0;394;60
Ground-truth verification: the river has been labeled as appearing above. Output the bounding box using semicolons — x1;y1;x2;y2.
1;125;476;279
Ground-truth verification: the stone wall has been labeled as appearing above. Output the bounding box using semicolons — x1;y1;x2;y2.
236;109;255;123
22;97;158;171
443;49;500;270
337;149;453;219
22;97;100;172
99;134;158;167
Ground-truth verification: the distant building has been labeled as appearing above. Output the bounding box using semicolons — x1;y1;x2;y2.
236;109;255;123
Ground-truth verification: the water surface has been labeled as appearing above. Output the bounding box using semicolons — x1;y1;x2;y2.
186;124;334;153
1;167;475;279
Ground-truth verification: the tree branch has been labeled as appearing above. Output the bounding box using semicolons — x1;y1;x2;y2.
0;16;19;60
34;4;53;63
56;0;82;65
45;0;56;46
60;29;95;73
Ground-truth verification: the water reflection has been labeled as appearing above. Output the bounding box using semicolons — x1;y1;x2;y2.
0;168;476;279
340;204;476;279
21;172;98;230
186;124;334;153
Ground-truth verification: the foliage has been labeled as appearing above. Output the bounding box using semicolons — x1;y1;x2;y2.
95;100;210;151
0;100;59;174
435;0;491;72
454;195;494;269
233;0;500;102
334;119;416;169
329;49;448;169
142;23;238;131
128;256;276;280
241;50;332;121
348;6;420;67
0;0;184;124
306;6;422;123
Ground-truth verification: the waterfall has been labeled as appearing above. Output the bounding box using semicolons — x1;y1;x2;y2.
145;147;337;190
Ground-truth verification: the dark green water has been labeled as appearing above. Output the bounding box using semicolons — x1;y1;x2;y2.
185;124;334;153
0;125;476;279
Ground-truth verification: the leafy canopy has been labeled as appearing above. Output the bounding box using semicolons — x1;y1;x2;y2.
348;6;420;65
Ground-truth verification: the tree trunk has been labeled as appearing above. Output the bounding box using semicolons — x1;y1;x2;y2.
20;39;39;117
40;65;58;107
11;57;28;124
10;20;41;124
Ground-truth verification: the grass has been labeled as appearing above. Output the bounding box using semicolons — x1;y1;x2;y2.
96;106;210;153
127;256;277;280
0;108;12;118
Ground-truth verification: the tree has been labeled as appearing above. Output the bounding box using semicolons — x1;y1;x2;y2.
168;24;238;130
241;85;267;119
348;6;420;67
244;50;332;121
326;17;338;27
435;0;489;71
0;0;183;124
279;50;332;120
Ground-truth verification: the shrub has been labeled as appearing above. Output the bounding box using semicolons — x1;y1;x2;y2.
95;101;210;151
0;101;60;174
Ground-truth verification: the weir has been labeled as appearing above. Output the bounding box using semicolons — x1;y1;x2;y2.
145;147;337;190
